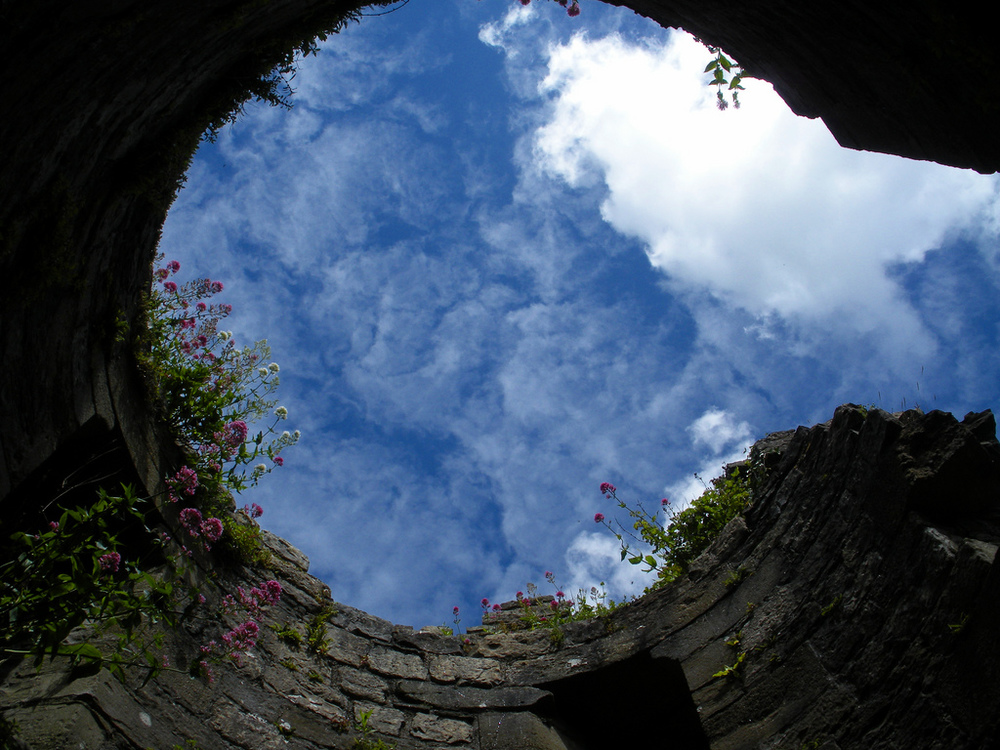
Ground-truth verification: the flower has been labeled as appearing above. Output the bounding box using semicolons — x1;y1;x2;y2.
268;362;280;373
600;482;616;497
48;521;59;532
260;580;282;605
201;517;224;542
661;498;670;506
255;463;267;473
163;281;177;293
219;330;231;340
453;606;460;615
167;260;181;273
556;590;565;598
258;367;268;378
273;456;284;466
492;603;501;612
98;551;121;573
594;513;605;523
481;598;490;608
180;507;203;537
210;281;224;293
275;406;288;419
196;301;207;312
567;0;580;16
242;503;264;519
293;430;301;439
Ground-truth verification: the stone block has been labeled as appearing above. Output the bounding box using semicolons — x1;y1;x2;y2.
410;713;474;744
354;702;405;735
396;681;550;711
340;667;391;702
428;655;502;685
368;648;429;679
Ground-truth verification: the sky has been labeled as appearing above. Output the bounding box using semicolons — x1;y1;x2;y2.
158;0;1000;628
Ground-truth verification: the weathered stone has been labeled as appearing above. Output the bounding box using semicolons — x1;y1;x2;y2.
396;681;550;711
469;630;554;659
410;713;475;744
428;655;503;685
353;702;405;735
368;648;429;679
323;625;371;668
397;628;465;655
340;666;391;703
476;712;571;750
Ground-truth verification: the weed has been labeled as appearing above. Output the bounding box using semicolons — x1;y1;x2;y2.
725;567;753;589
353;709;396;750
948;613;970;634
306;605;336;654
820;595;842;617
270;622;303;649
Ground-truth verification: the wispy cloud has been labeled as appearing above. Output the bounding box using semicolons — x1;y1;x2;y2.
157;0;1000;627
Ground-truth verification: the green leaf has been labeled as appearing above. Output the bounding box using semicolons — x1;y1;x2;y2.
719;56;732;71
704;59;719;73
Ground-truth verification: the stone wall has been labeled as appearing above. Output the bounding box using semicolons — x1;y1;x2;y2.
4;405;999;748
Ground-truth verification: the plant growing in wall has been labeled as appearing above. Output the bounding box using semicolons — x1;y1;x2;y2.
594;464;754;591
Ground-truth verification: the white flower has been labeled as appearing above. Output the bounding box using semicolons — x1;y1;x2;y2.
255;463;267;473
218;330;232;340
293;430;301;440
258;367;268;378
268;362;280;373
281;430;290;439
274;406;288;419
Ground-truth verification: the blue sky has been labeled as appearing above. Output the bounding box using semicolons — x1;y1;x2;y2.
159;0;1000;628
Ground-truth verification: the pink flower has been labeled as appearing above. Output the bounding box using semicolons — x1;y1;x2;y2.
481;598;490;608
163;281;177;293
260;580;282;605
210;281;224;293
594;513;605;523
556;591;564;599
180;507;203;537
167;260;181;273
453;606;460;615
229;420;248;443
155;268;169;281
516;591;523;600
567;1;580;16
49;521;59;532
99;552;121;573
196;302;207;312
600;482;616;497
242;503;263;519
201;517;224;542
661;498;670;506
273;456;284;467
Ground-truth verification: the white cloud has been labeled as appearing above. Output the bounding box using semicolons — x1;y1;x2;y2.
688;408;751;454
532;31;1000;338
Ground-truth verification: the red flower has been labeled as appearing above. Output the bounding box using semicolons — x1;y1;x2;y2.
594;512;605;523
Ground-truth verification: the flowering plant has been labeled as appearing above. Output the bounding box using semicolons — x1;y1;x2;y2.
595;468;753;589
144;258;298;500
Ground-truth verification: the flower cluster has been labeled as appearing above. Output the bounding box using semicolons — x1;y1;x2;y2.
146;258;299;503
197;579;282;681
98;551;121;574
509;0;580;16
